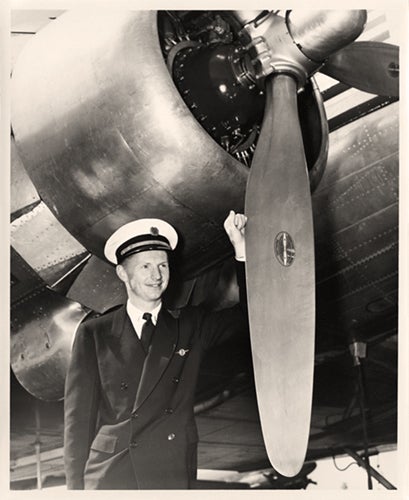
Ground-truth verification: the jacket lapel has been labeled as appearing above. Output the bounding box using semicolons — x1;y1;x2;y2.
110;305;128;338
109;306;145;379
133;308;178;411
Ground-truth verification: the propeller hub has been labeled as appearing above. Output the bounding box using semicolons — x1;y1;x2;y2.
240;14;317;86
238;10;367;87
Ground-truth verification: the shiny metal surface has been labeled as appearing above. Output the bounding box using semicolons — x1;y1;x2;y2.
11;201;87;286
233;10;264;26
241;10;366;85
11;136;40;215
313;102;398;343
241;13;317;84
11;10;247;279
11;288;89;401
245;75;315;476
287;10;367;61
322;41;399;97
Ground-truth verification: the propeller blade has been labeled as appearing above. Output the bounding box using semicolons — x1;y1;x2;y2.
321;41;399;97
245;74;315;477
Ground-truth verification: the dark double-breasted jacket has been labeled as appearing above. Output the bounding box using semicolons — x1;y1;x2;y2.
64;264;247;490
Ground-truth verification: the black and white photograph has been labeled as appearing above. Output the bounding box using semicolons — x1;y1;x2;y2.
2;0;408;495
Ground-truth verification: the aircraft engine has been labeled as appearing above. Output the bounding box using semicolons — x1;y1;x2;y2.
11;10;327;280
161;11;329;190
11;287;89;401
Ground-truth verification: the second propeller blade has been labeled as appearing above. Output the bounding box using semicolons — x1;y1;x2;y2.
322;41;399;97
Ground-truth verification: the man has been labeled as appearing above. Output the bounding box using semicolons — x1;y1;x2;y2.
64;210;248;489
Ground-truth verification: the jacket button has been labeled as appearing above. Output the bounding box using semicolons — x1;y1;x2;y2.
165;408;173;414
167;433;176;441
172;377;180;384
129;441;138;448
131;411;138;419
120;382;128;390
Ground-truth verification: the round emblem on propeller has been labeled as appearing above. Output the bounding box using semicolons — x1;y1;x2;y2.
274;232;296;267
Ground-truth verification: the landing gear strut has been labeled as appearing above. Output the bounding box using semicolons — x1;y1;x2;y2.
344;448;397;490
348;335;397;490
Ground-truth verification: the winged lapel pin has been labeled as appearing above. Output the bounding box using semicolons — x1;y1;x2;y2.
177;348;190;357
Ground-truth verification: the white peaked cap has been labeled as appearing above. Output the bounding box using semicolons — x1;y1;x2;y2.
104;218;178;264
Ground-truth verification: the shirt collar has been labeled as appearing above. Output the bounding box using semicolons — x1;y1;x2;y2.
126;300;162;326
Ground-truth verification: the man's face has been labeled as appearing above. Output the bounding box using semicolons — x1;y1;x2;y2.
116;250;170;307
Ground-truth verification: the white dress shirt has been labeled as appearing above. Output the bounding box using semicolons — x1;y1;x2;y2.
126;301;162;339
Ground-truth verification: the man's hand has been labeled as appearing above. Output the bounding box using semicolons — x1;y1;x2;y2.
224;210;247;261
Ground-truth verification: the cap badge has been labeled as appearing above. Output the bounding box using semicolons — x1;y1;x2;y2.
150;226;159;236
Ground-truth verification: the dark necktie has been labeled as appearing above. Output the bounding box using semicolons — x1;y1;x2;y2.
141;312;155;353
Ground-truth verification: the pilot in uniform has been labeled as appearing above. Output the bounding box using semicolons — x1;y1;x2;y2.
64;211;248;489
